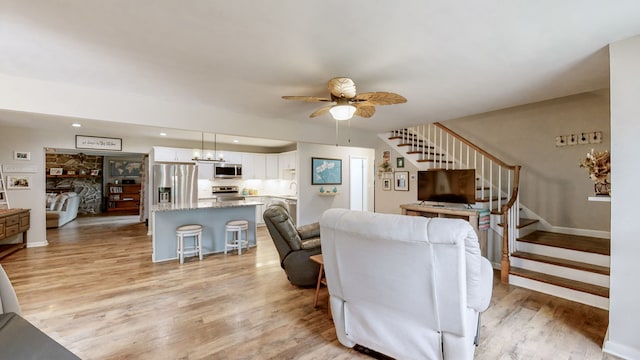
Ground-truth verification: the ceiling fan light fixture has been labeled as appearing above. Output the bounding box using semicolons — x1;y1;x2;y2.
329;104;356;121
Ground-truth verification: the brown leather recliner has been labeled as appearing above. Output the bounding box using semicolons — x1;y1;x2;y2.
263;201;321;287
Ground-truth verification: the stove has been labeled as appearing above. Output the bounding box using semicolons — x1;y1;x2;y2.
211;185;245;201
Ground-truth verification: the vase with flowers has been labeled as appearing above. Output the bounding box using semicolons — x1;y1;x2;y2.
579;149;611;196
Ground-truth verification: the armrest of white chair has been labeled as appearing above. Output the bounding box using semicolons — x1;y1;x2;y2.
476;257;493;312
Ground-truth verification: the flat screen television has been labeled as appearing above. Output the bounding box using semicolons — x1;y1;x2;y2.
417;169;476;205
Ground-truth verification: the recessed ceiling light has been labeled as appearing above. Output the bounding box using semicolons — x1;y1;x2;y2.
71;123;82;127
160;132;167;136
233;139;239;143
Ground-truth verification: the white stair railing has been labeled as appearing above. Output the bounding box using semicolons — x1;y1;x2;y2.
390;123;521;283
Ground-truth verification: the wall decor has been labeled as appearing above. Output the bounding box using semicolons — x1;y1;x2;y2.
312;157;342;185
2;164;37;173
396;157;405;168
6;175;31;189
13;151;31;161
110;160;142;177
76;135;122;151
394;171;409;191
49;168;63;175
383;178;392;191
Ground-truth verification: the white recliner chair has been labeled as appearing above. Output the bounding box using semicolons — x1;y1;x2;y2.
320;209;493;360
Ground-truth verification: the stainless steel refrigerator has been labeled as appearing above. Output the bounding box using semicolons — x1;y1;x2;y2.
152;164;198;204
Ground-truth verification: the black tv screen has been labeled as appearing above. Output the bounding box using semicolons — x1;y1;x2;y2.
417;169;476;204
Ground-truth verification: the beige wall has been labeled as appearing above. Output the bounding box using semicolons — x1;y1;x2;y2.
443;89;611;231
374;142;419;214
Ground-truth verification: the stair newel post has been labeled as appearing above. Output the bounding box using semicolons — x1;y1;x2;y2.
501;203;511;283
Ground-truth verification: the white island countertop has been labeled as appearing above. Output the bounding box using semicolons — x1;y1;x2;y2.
151;199;263;212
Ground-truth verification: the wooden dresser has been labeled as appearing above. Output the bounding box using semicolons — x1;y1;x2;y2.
0;208;30;259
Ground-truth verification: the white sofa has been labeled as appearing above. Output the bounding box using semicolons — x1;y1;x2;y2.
46;192;80;228
319;209;493;360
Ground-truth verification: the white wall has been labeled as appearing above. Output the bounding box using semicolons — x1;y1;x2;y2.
605;35;640;360
297;142;375;226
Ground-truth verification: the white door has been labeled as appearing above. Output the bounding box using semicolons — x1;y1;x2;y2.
350;156;367;211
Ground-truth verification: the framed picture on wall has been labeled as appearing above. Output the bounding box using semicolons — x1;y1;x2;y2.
394;171;409;191
311;157;342;185
6;175;32;189
396;157;404;168
383;178;392;191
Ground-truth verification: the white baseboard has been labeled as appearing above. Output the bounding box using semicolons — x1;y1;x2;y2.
27;240;48;248
603;339;640;360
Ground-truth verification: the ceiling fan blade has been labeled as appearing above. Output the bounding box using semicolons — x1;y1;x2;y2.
354;105;376;118
328;77;357;99
309;105;333;118
282;96;332;102
353;92;407;105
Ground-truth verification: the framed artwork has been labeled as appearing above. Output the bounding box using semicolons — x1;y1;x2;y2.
13;151;31;161
110;160;142;177
49;168;63;175
76;135;122;151
7;175;32;189
311;157;342;185
382;178;392;191
394;171;409;191
396;157;405;168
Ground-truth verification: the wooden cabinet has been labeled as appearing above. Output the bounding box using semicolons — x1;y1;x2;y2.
107;183;141;214
0;209;30;259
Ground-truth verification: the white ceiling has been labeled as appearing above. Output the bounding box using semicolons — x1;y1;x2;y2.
1;1;640;147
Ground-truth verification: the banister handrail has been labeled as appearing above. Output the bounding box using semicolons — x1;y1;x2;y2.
434;122;516;170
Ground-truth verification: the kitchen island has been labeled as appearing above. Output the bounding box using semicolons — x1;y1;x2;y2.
150;199;262;262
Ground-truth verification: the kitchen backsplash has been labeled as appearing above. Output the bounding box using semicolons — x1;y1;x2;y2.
197;178;296;199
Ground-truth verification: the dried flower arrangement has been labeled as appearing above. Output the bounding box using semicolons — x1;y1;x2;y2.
579;149;610;184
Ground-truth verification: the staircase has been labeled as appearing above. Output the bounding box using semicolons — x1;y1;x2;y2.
382;123;610;310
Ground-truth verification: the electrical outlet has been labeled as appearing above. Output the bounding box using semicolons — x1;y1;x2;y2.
567;134;577;145
555;135;566;147
590;131;603;144
578;132;589;144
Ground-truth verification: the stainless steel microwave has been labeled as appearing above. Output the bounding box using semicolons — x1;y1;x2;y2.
214;163;242;178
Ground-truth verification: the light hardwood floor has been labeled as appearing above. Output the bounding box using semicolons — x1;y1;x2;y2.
1;215;612;359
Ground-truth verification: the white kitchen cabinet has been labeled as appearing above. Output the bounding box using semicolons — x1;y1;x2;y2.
265;154;279;179
197;162;214;179
220;151;242;164
242;153;266;179
153;146;196;163
278;151;297;179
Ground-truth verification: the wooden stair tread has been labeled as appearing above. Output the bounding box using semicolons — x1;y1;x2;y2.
519;231;610;256
511;251;610;275
498;217;539;228
510;267;609;298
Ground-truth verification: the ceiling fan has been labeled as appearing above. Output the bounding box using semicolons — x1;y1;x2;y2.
282;77;407;120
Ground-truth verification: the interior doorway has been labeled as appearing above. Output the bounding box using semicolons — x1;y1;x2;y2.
349;156;368;211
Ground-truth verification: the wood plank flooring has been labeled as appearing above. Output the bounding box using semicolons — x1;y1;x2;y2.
0;215;613;359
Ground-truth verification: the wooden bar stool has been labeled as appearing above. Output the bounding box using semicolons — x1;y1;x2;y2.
224;220;249;255
176;224;203;264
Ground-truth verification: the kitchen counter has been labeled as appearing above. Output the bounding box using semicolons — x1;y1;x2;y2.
150;200;262;262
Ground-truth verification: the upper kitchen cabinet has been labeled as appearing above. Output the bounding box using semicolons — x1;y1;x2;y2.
197;161;214;179
242;153;266;179
265;154;279;180
153;146;196;163
218;151;242;164
278;151;297;179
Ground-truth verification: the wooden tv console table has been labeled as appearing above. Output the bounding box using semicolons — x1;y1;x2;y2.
0;208;30;260
400;204;487;257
